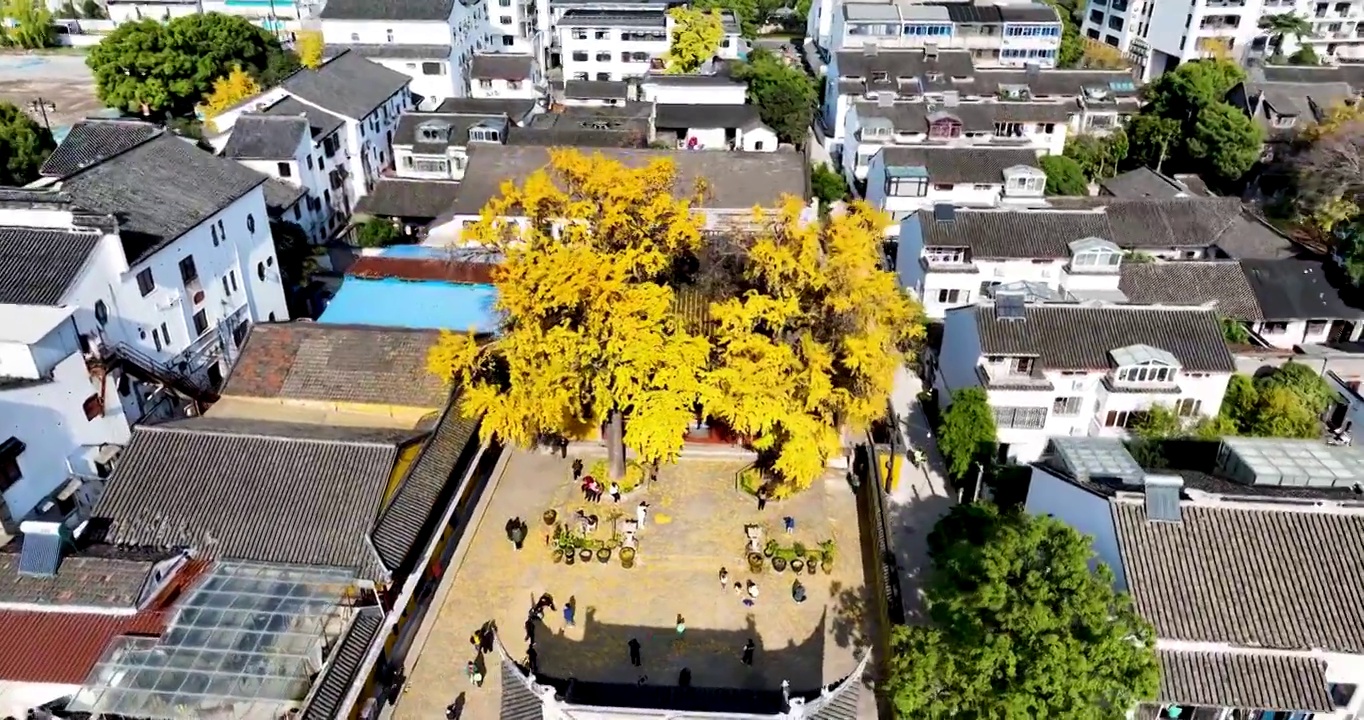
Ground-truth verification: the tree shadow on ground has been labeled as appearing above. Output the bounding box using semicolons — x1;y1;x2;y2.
827;580;872;653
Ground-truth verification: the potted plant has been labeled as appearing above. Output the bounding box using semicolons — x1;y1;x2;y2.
790;558;804;573
552;549;564;563
772;556;787;573
820;540;835;574
542;509;558;526
565;549;577;565
597;547;612;563
747;551;764;573
763;539;778;558
620;546;636;568
579;548;594;563
806;554;819;575
792;542;808;559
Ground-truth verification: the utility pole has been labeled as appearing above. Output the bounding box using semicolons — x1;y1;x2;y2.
28;98;55;132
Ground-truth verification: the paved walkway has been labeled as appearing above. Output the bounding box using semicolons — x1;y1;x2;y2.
394;451;869;719
886;365;956;623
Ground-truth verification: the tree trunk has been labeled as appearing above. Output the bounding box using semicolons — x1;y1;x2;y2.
606;410;626;480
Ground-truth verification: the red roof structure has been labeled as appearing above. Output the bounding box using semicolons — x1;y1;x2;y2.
346;255;497;285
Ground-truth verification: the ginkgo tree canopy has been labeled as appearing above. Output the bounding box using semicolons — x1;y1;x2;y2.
428;149;925;489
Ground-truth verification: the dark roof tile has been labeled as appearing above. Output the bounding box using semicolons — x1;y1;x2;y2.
1240;256;1364;320
436;97;539;118
263;96;347;139
0;227;101;304
879;145;1039;183
564;79;631;100
354;178;461;220
283;50;411;120
1112;500;1364;652
320;0;455;21
223;114;309;160
328;43;452;59
471;53;536;80
1119;261;1264;319
221;322;449;407
40;119;160;178
970;304;1234;372
1157;649;1333;712
655;103;761;130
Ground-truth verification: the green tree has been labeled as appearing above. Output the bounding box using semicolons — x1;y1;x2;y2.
1041;0;1084;67
936;387;996;481
734;47;816;146
0;102;56;186
1039;154;1089;195
356;217;400;248
1063;130;1128;181
257;46;302;87
1256;361;1335;415
58;0;76;17
810;162;849;209
1126;114;1180;172
87;13;282;116
1186;102;1263;181
1221;314;1251;344
79;0;105;17
1247;386;1321;438
1259;12;1313;51
1219;374;1259;429
1289;44;1320;65
693;0;781;36
664;7;724;74
3;0;53;49
888;504;1159;719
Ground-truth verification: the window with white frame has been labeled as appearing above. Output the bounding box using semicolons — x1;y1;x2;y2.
413;158;449;174
936;288;964;303
1116;363;1176;384
469;127;500;142
887;177;927;197
924;247;967;264
995;406;1048;429
1104;410;1145;428
1273;114;1297;129
1071;248;1121;269
1052;397;1082;415
988;355;1036;376
1175;398;1202;417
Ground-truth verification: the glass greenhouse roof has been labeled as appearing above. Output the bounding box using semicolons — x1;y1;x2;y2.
68;561;357;720
1050;436;1144;484
1223;436;1364;488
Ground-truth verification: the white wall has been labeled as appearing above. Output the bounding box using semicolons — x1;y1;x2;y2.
371;57;458;105
321;12;490;101
105;1;198;23
739;125;778;152
640;82;747;105
1024;466;1127;586
472;74;542;99
560;26;667;80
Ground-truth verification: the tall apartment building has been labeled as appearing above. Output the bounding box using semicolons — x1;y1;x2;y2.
553;4;744;81
808;0;1064;67
1082;0;1364;77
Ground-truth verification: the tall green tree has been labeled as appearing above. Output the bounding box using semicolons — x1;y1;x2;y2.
1039;155;1089;195
693;0;781;36
87;13;282;116
936;387;996;480
1256;361;1335;414
3;0;53;49
810;162;849;209
1131;59;1261;182
1259;12;1313;51
1126;114;1180;172
1063;130;1128;181
1186;102;1262;181
1289;44;1320;65
0;102;56;186
888;504;1159;719
733;48;815;147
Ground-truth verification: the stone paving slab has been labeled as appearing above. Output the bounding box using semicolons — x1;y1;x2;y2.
394;451;869;719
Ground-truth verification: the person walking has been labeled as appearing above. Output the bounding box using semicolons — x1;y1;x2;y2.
572;457;584;481
636;501;649;527
479;622;496;654
747;580;759;599
466;660;483;687
628;638;642;667
524;617;537;643
675;614;686;638
609;481;621;503
783;516;795;535
527;644;540;674
756;486;770;511
563;597;576;626
741;639;755;666
718;567;729;590
536;592;557;613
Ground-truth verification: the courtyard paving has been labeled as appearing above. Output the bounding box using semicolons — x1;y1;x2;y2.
395;450;870;719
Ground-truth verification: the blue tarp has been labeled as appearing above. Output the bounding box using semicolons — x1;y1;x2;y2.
318;278;499;332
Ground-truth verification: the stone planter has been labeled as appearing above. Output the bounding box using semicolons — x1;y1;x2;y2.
542;509;557;526
806;555;820;575
565;551;576;566
579;548;594;563
790;558;804;573
597;548;612;563
552;549;564;564
621;547;637;568
772;557;787;573
747;552;764;573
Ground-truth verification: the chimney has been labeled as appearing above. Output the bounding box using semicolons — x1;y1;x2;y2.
863;43;879;56
924;42;938;59
943;90;959;106
1142;474;1184;523
1025;62;1040;79
878;92;895;107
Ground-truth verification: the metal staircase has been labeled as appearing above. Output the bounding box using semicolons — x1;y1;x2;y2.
105;342;219;405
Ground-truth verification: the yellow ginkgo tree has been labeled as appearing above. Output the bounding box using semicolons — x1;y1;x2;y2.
702;200;925;489
199;65;261;126
664;7;723;74
426;149;712;479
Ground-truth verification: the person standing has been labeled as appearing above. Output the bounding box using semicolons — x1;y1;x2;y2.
609;481;622;503
741;639;755;666
524;617;537;643
783;516;795;535
527;644;540;674
756;486;770;511
718;567;729;590
636;501;649;527
572;457;584;481
675;614;686;638
628;638;642;667
466;660;483;687
563;597;576;626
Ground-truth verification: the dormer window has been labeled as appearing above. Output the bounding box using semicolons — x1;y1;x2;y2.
418;121;452;143
1004;164;1046;195
928;118;960;138
862;117;893;140
1067;237;1122;272
1111;344;1180;385
469;126;501;142
1273;114;1298;129
924;246;968;265
872;70;889;82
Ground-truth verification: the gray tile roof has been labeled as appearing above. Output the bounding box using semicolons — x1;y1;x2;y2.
1100;167;1193;199
301;605;384;720
320;0;454;21
354;178;461;219
471;53;535;80
39;119;160;178
970;304;1235;372
263;96;347;140
436;97;539;119
1112;499;1364;652
452;145;807;215
564;79;632;100
972;68;1139;99
1157;649;1333;712
0;227;101;305
835;48;975;87
370;393;481;570
1237;80;1355;140
915;199;1259;258
559;8;664;27
1240;256;1364;321
283;50;411;120
221;322;450;408
393;111;507;150
500;655;546;720
95;417;420;579
1119;261;1264;320
328;43;452;60
1257;64;1350;85
59;130;268;266
853;100;1075;132
223;114;309;160
0;553;152;608
262;177;307;216
997;4;1060;21
655;103;761;130
879;146;1038;184
509;106;652;147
